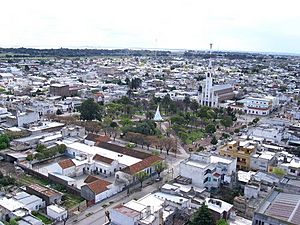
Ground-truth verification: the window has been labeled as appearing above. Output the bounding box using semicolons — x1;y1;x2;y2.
290;169;296;173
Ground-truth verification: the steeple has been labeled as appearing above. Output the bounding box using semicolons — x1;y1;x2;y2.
153;105;163;121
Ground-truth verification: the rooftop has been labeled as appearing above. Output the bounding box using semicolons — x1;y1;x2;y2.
258;191;300;224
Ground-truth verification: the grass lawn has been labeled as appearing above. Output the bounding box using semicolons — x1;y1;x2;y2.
62;193;84;209
32;212;52;224
18;174;50;186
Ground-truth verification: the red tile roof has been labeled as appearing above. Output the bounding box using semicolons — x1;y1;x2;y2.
86;179;111;194
93;154;114;164
121;155;163;175
84;175;100;184
58;159;75;169
85;133;111;143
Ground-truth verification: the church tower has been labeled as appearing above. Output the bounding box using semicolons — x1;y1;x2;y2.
200;43;214;107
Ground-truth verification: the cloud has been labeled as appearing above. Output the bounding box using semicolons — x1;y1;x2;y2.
0;0;300;53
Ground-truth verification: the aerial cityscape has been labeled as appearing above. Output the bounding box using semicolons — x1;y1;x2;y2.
0;1;300;225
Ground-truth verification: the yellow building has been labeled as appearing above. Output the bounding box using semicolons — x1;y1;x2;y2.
219;140;257;171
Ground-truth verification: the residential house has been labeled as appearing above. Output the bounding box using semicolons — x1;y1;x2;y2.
46;205;67;222
250;150;276;172
80;176;115;205
220;139;257;170
57;159;76;177
179;152;236;190
13;192;45;211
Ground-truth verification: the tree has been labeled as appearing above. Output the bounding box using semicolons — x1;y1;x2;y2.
161;137;177;155
189;202;213;225
78;99;102;121
217;219;229;225
135;171;149;188
272;167;286;176
56;108;63;115
183;96;191;112
153;161;167;178
211;136;218;145
205;123;216;134
190;100;199;113
221;116;233;128
110;121;119;141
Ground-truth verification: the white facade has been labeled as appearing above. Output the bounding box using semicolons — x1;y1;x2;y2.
46;205;67;221
179;153;236;189
235;96;279;116
248;124;284;144
18;111;39;127
13;192;45;212
250;151;276;171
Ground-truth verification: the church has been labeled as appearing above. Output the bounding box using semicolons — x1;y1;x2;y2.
199;44;235;107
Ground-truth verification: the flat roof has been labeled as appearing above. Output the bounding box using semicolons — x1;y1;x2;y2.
185;160;208;169
67;142;141;166
47;204;66;214
210;155;233;164
0;197;25;211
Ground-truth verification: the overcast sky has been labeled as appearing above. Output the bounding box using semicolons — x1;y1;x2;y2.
1;0;300;53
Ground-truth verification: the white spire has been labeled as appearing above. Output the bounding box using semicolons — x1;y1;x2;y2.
153;105;163;121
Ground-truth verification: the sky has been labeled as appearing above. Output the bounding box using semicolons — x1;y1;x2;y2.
1;0;300;54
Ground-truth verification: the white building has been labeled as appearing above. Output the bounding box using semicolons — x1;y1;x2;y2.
248;124;285;144
46;205;67;221
13;192;45;211
199;45;234;107
278;157;300;177
232;96;279;116
250;151;276;172
179;153;236;189
110;192;190;225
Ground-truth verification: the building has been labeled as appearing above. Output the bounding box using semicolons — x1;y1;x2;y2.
49;84;70;97
110;191;190;225
179;153;236;189
205;198;233;223
278;157;300;177
250;151;276;172
253;190;300;225
199;47;234;107
57;159;76;177
6;110;39;127
26;184;63;205
80;176;115;205
219;140;257;170
231;96;279;116
0;197;29;221
46;205;67;222
13;191;45;211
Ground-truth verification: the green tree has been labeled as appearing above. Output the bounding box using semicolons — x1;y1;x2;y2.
217;219;229;225
205;123;216;134
190;100;199;113
221;116;233;128
189;202;213;225
272;167;286;176
211;136;218;145
153;161;167;178
135;171;149;188
78;99;102;121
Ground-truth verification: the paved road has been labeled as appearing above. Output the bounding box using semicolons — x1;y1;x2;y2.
65;179;164;225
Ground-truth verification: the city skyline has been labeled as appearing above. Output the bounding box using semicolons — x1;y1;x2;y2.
1;0;300;54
